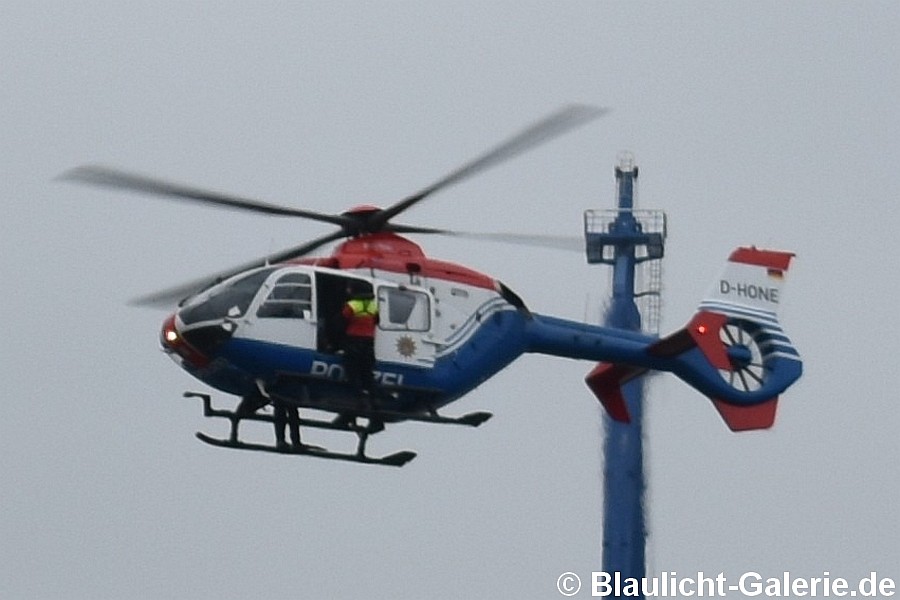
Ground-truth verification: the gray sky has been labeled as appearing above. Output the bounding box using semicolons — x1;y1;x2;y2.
2;2;899;599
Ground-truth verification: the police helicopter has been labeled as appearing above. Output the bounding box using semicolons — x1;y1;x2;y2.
62;106;803;466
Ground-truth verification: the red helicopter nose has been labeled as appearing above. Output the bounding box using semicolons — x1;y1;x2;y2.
160;313;210;368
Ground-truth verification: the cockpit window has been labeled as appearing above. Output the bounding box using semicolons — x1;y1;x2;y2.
179;267;276;325
257;272;313;319
378;287;430;331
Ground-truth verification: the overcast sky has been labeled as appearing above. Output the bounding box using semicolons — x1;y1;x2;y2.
3;2;899;599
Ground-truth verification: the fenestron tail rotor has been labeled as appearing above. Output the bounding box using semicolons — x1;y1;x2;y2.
719;320;766;393
61;104;607;307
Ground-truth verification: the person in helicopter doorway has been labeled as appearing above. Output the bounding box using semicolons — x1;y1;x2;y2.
341;281;380;399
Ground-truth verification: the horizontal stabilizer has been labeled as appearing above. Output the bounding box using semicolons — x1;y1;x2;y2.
712;397;779;431
585;362;648;423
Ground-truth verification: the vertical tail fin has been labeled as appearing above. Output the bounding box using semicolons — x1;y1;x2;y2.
695;247;800;430
698;247;794;329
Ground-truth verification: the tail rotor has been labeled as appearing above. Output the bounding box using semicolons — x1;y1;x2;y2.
719;319;766;393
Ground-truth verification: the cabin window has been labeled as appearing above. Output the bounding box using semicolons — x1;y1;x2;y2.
180;267;276;325
257;272;313;319
379;287;430;332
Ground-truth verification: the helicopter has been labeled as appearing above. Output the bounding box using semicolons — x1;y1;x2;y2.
63;106;803;466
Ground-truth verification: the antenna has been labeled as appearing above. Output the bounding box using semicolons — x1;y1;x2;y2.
584;151;666;596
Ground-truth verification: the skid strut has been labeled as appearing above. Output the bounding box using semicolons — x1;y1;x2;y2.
184;392;413;467
184;389;492;466
270;391;493;428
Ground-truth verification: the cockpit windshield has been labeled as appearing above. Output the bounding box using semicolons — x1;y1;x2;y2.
179;267;276;325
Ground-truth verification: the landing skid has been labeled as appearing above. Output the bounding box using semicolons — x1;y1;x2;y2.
194;432;417;467
184;390;491;467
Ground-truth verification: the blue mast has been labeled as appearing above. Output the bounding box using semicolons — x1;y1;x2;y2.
584;153;665;597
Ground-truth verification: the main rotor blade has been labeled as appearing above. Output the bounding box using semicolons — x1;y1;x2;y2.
387;223;583;252
130;230;347;308
440;231;583;252
370;104;608;229
60;165;352;227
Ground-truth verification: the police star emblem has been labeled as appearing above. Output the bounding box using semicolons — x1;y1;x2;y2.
396;336;417;358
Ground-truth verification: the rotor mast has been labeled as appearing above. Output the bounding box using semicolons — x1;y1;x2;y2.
585;152;666;598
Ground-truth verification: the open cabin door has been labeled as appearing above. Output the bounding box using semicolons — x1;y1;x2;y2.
376;284;436;368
